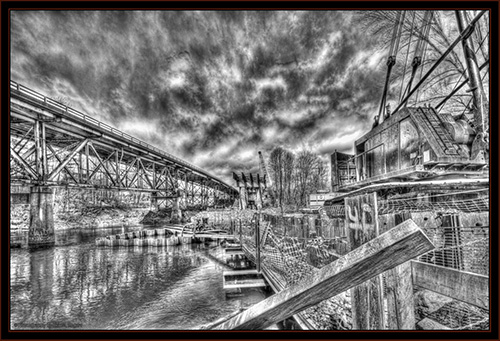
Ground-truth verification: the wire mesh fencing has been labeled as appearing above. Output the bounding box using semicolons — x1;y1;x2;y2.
378;189;490;330
203;187;489;330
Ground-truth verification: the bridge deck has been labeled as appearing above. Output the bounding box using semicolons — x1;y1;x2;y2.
10;81;238;209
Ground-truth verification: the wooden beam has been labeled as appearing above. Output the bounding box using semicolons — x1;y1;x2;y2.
380;213;416;329
411;260;489;310
260;221;271;246
213;219;434;330
345;192;385;329
417;318;452;330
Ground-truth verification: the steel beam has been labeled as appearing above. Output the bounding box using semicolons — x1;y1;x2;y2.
48;138;89;181
10;147;38;179
88;143;116;186
47;144;78;184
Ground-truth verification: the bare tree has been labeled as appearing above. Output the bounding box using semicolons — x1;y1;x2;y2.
269;146;284;211
312;158;328;192
294;150;317;207
269;147;329;208
283;151;295;205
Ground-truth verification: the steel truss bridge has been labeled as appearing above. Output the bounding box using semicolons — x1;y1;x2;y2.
9;80;238;210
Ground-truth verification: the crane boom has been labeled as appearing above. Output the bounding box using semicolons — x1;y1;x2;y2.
258;151;272;187
258;151;275;203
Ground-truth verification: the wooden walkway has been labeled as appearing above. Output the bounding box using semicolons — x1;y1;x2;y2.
239;243;318;330
223;269;267;290
213;220;434;330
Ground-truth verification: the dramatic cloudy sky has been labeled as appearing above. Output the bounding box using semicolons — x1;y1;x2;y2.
11;10;392;184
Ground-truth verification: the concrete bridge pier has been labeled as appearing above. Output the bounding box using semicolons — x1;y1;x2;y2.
28;186;55;248
150;192;159;211
171;195;182;222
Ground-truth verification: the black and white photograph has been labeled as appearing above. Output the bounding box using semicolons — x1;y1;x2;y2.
4;3;494;336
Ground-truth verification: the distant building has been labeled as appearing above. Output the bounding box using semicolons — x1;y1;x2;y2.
309;190;338;208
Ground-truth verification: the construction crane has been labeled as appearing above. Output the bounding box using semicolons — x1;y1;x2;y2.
401;11;434;107
258;151;275;204
373;11;406;127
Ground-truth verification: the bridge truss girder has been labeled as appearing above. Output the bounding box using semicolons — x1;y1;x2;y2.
10;84;238;210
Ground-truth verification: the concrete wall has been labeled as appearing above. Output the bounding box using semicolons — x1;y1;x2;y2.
10;187;154;247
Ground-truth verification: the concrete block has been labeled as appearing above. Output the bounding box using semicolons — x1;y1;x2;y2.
166;237;177;246
181;236;192;244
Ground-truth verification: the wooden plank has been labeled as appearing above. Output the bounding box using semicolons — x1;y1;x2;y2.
223;269;259;276
385;262;415;329
345;192;384;329
417;318;452;330
192;233;233;239
411;260;489;310
213;219;434;330
249;245;317;330
224;280;267;289
225;250;245;256
380;213;416;330
255;219;261;272
260;221;271;246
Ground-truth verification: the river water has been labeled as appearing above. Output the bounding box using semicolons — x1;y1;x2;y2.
10;226;269;330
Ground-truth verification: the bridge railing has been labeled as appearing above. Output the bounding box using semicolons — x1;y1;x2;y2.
10;80;236;192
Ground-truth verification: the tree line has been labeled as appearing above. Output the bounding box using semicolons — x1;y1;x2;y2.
267;146;329;210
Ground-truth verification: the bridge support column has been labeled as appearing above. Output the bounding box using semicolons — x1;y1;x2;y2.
150;192;159;211
171;195;182;223
28;186;55;248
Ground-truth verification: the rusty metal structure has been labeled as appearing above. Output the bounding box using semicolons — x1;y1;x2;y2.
329;10;489;195
232;172;268;210
318;10;490;331
9;81;238;247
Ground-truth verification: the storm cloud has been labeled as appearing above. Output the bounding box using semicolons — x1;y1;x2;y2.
11;10;387;184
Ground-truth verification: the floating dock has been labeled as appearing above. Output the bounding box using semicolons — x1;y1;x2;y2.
222;269;267;290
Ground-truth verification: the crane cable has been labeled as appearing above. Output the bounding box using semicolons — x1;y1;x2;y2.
415;13;439;105
435;28;490;112
400;11;433;107
398;11;417;102
392;10;486;114
374;11;405;127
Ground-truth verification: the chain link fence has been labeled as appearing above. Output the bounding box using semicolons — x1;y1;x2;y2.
198;188;489;330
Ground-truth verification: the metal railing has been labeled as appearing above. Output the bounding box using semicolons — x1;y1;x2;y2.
10;80;237;192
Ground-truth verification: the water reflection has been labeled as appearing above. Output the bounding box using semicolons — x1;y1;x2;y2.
10;229;268;330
